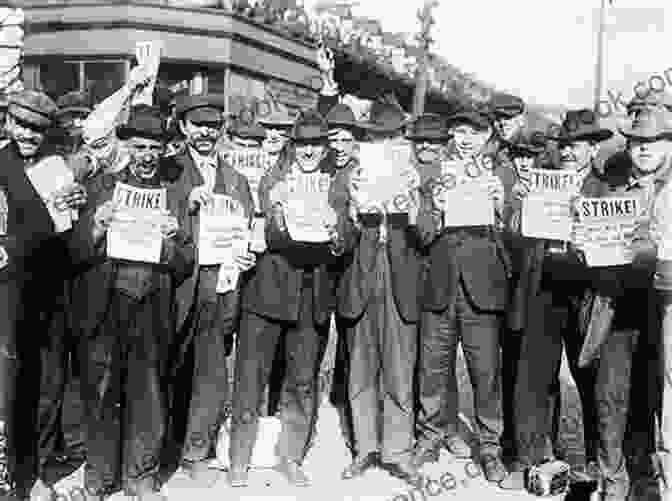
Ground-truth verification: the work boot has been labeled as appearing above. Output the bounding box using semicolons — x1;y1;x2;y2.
228;467;249;488
499;461;527;491
444;435;471;459
380;459;424;489
275;459;311;487
411;440;441;468
481;452;508;483
342;452;378;480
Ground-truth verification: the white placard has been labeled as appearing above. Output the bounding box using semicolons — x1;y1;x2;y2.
441;181;495;228
522;192;573;241
225;147;272;213
285;170;335;242
25;155;76;233
198;194;249;266
133;40;163;106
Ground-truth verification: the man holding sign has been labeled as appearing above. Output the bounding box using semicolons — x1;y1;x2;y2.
164;94;255;488
229;110;350;488
503;110;614;491
413;107;510;482
68;105;195;501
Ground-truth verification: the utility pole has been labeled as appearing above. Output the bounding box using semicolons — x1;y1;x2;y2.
593;0;609;112
412;0;438;118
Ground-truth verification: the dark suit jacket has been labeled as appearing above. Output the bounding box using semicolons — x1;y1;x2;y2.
165;149;255;333
241;155;353;324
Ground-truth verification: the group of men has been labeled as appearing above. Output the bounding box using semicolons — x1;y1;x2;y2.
1;48;672;501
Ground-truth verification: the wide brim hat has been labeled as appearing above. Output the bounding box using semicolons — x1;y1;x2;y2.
619;107;672;141
290;109;329;141
258;107;295;129
55;91;92;120
490;92;525;119
117;105;168;142
8;90;57;129
174;94;227;123
445;108;493;130
405;113;451;142
549;109;613;143
362;100;408;135
229;120;267;141
325;103;366;132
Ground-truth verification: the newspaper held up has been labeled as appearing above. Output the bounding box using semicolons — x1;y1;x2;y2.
285;168;336;243
198;194;249;266
520;168;581;241
133;40;163;106
225;147;272;213
572;197;639;267
25;156;77;233
437;159;495;228
107;182;173;264
353;141;419;214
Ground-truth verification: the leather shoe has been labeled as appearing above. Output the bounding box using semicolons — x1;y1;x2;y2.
183;460;221;488
275;460;311;487
342;453;378;480
412;442;440;468
444;435;471;458
380;460;424;489
228;468;249;488
481;453;508;483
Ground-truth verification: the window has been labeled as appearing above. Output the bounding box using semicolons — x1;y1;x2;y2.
84;62;126;104
37;61;79;100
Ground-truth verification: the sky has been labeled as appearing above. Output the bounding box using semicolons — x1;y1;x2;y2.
305;0;672;111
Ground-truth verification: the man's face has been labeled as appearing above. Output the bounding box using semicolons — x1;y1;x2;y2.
60;112;88;138
558;140;597;172
294;139;326;172
329;128;356;168
512;154;536;176
263;128;289;154
126;136;164;179
628;138;671;175
451;123;493;158
412;139;443;165
180;118;223;156
6;114;46;158
496;114;525;142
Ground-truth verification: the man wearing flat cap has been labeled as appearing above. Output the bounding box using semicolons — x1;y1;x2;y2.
504;109;616;490
162;94;256;488
413;106;510;482
229;110;352;488
0;89;88;500
68;104;195;501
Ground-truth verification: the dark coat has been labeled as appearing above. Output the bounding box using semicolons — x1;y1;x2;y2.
416;151;512;314
68;168;196;338
241;155;354;325
164;150;255;333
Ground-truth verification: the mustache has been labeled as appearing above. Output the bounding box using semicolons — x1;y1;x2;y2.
15;136;40;145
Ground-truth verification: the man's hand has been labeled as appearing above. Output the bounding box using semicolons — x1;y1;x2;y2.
269;180;289;208
271;203;288;232
126;64;152;93
317;45;336;79
92;200;117;242
188;186;213;212
234;251;257;272
484;175;504;211
54;183;88;211
0;246;8;270
159;217;179;239
511;181;530;202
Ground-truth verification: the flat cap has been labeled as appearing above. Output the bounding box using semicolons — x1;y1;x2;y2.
8;90;57;129
117;105;167;142
490;92;525;118
55;90;92;119
229;119;266;141
445;106;493;130
405;113;450;142
175;94;226;123
290;110;329;141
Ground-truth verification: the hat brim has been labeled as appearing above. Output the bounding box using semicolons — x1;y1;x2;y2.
553;129;614;143
328;121;369;139
493;109;524;119
258;117;295;128
55;107;92;119
291;132;329;141
405;132;451;142
446;112;492;130
117;125;168;142
510;145;545;156
618;127;672;141
8;106;52;129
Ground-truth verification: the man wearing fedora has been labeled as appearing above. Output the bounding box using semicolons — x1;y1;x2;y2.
0;89;90;501
405;113;451;184
572;104;672;501
67;104;195;501
229;110;351;488
161;94;256;487
335;103;425;486
503;110;614;489
413;106;510;482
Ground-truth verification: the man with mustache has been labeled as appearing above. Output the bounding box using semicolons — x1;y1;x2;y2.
229;110;351;488
503;110;614;491
413;107;510;482
163;94;256;488
0;90;87;501
68;105;195;501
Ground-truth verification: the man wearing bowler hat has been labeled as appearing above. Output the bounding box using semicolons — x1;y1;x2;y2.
0;90;87;500
68;105;195;501
229;110;352;488
163;94;256;487
503;110;614;490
